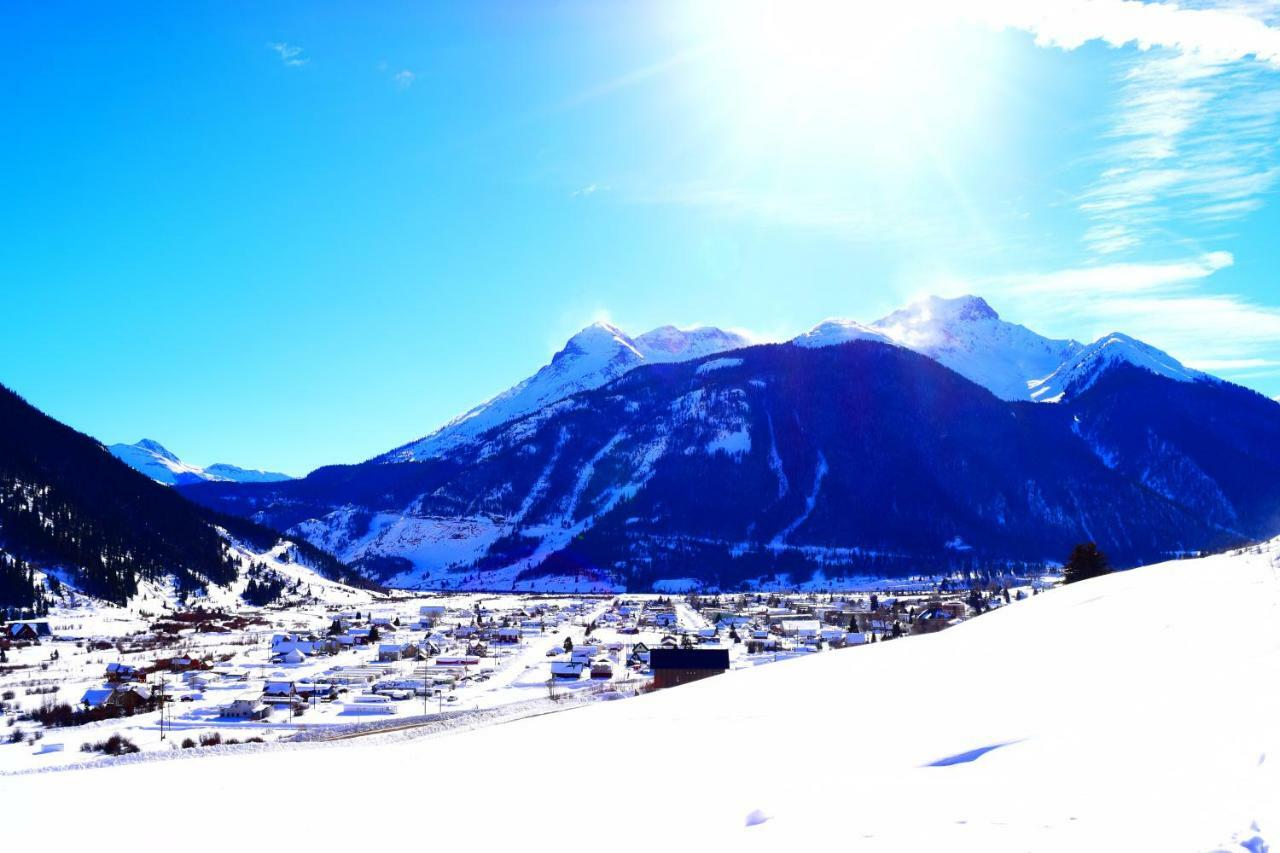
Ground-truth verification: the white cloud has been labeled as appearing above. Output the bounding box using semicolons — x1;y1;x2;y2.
392;69;416;89
1006;251;1233;295
975;251;1280;386
1077;50;1280;253
268;42;308;68
571;183;610;198
961;0;1280;66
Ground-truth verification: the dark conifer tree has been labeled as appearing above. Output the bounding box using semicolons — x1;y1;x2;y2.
1064;543;1112;584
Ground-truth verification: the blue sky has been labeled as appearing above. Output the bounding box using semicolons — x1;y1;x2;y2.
4;1;1280;475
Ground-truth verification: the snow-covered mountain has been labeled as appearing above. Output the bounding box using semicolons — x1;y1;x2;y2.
378;321;751;462
868;295;1083;401
179;294;1275;592
789;294;1209;405
1028;332;1210;402
109;439;293;486
383;297;1211;469
182;339;1280;591
791;318;895;349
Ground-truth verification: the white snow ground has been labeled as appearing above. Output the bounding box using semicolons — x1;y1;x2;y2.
5;544;1278;851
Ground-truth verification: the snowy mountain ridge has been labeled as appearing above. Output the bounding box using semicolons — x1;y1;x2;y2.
865;294;1085;401
182;339;1280;592
1029;332;1212;403
385;295;1210;469
378;321;752;462
780;294;1210;405
109;439;293;486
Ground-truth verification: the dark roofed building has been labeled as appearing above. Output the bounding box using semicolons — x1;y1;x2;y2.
7;621;51;643
649;648;730;690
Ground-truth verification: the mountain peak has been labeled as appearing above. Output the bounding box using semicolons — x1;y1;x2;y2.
133;438;179;462
792;319;895;349
1029;331;1208;402
378;322;750;462
888;294;1000;326
559;321;642;361
634;325;750;361
110;439;292;486
872;295;1080;401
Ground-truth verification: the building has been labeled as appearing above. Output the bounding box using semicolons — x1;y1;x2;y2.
7;621;50;644
378;642;418;662
629;642;651;665
105;662;143;683
550;660;586;679
81;683;153;712
159;656;207;673
911;603;966;635
649;648;730;689
778;619;821;638
221;696;270;720
80;687;116;709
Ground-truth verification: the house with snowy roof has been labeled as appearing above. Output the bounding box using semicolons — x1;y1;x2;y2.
105;662;144;682
7;621;50;643
377;641;418;662
221;695;270;720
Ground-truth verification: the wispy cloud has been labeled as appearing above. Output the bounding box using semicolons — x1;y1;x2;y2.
570;183;608;198
1078;51;1280;253
1006;251;1233;295
268;42;308;68
377;60;415;90
972;251;1280;384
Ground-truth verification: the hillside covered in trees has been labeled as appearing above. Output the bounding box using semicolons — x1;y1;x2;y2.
0;382;365;607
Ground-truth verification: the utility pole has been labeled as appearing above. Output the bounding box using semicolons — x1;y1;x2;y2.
157;674;167;741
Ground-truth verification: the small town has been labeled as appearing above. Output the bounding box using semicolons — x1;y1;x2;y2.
0;576;1051;771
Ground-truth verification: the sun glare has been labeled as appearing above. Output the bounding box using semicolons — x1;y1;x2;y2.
685;1;1004;171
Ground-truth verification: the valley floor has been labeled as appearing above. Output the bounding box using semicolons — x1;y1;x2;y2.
4;544;1279;851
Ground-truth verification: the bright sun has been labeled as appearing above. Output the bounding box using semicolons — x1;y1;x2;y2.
681;1;1005;172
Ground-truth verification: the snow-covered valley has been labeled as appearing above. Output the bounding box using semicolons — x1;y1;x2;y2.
4;542;1277;851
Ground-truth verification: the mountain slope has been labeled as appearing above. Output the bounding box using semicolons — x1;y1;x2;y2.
1069;363;1280;534
181;340;1280;590
10;543;1277;850
378;322;750;462
0;383;360;606
870;294;1082;401
1028;332;1208;402
109;439;293;485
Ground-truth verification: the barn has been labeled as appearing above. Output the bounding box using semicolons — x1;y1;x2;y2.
648;648;730;690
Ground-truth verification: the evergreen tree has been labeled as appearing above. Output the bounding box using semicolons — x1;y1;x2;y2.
1064;543;1111;585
